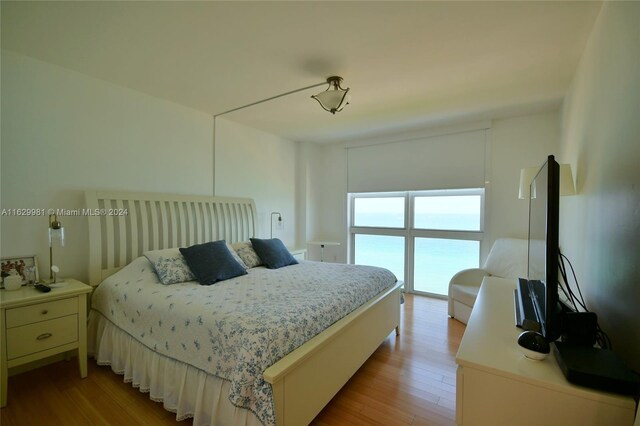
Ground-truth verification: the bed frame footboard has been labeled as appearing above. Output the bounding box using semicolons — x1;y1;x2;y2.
264;281;403;426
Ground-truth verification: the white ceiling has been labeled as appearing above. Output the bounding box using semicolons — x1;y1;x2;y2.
1;1;602;144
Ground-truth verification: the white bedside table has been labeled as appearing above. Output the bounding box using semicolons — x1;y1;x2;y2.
289;248;307;261
307;241;340;262
0;278;92;407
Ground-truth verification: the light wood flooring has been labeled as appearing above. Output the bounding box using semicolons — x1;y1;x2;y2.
0;294;465;425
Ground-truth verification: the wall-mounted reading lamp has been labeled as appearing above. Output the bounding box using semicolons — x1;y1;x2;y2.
270;212;282;239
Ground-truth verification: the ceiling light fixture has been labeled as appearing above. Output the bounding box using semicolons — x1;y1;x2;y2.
311;76;351;114
214;76;350;118
211;75;350;194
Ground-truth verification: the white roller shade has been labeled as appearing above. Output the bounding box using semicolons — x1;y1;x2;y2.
347;129;487;193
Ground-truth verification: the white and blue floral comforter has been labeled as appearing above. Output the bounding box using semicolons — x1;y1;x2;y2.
91;257;397;426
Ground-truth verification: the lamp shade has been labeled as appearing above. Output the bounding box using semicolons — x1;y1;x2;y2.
48;227;65;246
559;164;576;196
518;163;576;199
48;215;65;247
518;167;539;199
311;76;350;114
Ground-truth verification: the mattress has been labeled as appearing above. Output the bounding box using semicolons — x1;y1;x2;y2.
89;257;397;425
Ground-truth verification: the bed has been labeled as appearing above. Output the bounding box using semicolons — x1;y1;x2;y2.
85;190;403;426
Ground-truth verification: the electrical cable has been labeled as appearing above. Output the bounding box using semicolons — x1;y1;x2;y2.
561;252;588;310
558;255;579;311
557;250;612;350
558;251;587;311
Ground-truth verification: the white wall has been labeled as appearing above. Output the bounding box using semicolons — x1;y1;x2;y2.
304;143;347;262
214;117;297;247
488;111;560;248
305;111;560;264
0;50;214;283
296;142;319;251
558;2;640;369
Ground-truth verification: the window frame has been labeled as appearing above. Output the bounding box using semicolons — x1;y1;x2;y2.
348;188;485;297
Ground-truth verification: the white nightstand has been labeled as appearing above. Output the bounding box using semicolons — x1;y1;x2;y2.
289;248;307;261
307;241;340;262
0;278;92;407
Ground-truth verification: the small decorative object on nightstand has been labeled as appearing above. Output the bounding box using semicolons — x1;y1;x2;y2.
0;278;92;407
1;255;39;288
3;270;22;291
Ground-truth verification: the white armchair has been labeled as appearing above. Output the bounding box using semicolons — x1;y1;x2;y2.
448;238;529;324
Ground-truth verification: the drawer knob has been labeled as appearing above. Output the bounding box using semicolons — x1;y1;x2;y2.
41;310;49;315
36;333;53;341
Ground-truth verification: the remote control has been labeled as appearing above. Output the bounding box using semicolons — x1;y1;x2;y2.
34;283;51;293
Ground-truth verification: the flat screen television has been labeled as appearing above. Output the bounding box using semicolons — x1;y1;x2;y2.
526;154;561;341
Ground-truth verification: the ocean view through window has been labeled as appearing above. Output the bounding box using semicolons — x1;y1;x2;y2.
349;189;484;296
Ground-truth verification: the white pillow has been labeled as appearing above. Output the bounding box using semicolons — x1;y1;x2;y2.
231;241;262;268
144;248;195;285
226;242;248;269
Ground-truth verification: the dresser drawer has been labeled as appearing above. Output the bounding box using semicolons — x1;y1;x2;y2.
5;297;78;328
6;315;78;360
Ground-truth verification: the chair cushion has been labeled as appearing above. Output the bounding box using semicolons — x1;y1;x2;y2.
483;238;529;278
450;284;480;308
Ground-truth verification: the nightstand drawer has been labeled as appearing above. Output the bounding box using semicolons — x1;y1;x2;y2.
6;315;78;360
5;298;78;328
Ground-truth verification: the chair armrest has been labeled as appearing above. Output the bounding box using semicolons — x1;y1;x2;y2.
449;268;490;288
448;268;491;318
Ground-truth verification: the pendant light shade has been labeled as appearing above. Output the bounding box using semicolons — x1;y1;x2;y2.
311;76;350;114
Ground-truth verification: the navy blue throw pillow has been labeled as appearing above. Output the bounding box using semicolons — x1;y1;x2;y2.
250;238;298;269
179;240;247;285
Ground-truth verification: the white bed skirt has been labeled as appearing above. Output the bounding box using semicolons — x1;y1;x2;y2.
88;311;263;426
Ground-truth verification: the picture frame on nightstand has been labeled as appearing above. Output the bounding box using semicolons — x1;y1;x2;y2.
0;255;39;288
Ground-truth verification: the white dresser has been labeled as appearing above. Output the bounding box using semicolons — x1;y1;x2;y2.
455;276;636;426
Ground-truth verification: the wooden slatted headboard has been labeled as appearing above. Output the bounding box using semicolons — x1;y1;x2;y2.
85;190;257;286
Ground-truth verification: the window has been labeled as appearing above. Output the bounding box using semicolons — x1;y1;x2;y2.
354;234;405;282
414;194;482;231
349;189;484;297
413;237;480;294
353;196;405;228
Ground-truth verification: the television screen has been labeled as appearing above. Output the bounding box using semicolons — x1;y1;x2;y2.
527;155;561;341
